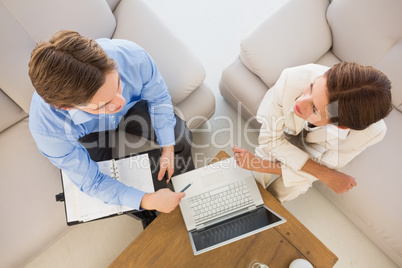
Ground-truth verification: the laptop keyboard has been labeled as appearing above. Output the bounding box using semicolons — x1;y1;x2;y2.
188;181;254;224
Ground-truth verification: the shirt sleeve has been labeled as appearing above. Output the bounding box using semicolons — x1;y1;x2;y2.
139;51;176;147
97;38;176;147
31;132;146;210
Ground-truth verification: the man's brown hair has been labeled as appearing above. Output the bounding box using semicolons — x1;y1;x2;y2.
325;62;392;130
28;30;117;108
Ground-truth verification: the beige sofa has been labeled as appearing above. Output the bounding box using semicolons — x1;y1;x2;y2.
0;0;215;267
219;0;402;266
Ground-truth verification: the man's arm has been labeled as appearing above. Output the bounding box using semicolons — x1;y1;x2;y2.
138;50;177;181
41;134;183;212
31;130;149;209
139;50;176;147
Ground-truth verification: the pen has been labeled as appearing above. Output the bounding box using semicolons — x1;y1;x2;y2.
180;182;192;192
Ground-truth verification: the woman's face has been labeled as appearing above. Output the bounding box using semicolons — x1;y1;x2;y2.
293;76;331;126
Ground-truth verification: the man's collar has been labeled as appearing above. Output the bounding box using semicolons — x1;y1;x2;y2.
68;109;100;125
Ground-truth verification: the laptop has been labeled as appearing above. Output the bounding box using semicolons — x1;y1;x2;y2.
171;157;286;255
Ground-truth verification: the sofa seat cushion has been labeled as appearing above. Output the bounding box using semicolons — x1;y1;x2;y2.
315;109;402;266
112;0;206;105
0;119;69;268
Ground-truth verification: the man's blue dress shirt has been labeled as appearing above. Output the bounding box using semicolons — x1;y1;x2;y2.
29;39;176;210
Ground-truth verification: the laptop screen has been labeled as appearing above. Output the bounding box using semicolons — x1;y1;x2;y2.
189;205;285;254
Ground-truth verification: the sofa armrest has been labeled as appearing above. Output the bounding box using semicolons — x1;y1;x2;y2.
240;0;332;87
112;0;206;105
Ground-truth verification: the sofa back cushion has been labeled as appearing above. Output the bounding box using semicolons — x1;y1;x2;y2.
0;89;27;132
327;0;402;111
112;0;206;105
0;0;116;113
106;0;121;11
0;3;37;114
239;0;332;88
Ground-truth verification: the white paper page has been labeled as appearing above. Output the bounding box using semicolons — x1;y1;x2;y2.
62;160;121;223
61;170;80;223
61;154;154;223
113;154;155;211
74;160;124;221
75;190;119;222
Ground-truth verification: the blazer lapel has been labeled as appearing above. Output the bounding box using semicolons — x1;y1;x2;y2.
305;125;346;146
284;109;306;136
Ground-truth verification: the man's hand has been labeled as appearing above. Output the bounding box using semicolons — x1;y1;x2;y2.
158;145;174;182
302;159;357;194
140;188;185;213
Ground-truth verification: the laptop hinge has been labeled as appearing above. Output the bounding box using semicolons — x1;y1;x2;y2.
248;205;257;211
195;224;205;231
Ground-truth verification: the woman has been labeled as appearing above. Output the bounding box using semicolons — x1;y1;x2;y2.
233;62;392;202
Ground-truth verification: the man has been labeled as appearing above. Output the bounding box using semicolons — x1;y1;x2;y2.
28;30;194;226
233;62;392;202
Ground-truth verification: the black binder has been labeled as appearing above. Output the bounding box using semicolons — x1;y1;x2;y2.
56;149;167;225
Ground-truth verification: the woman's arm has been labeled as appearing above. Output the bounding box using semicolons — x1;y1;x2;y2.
301;159;356;193
233;146;357;194
233;146;282;175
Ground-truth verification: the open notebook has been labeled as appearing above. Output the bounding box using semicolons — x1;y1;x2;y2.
59;149;163;225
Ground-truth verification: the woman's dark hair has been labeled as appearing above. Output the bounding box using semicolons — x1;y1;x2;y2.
325;62;392;130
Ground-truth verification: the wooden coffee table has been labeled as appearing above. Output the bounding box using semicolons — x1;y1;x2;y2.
109;151;338;267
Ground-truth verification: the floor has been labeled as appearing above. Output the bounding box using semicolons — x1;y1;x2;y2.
25;0;398;267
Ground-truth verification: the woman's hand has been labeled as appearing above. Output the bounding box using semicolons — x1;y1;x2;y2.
232;145;259;171
232;145;282;175
302;159;357;194
321;169;357;194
